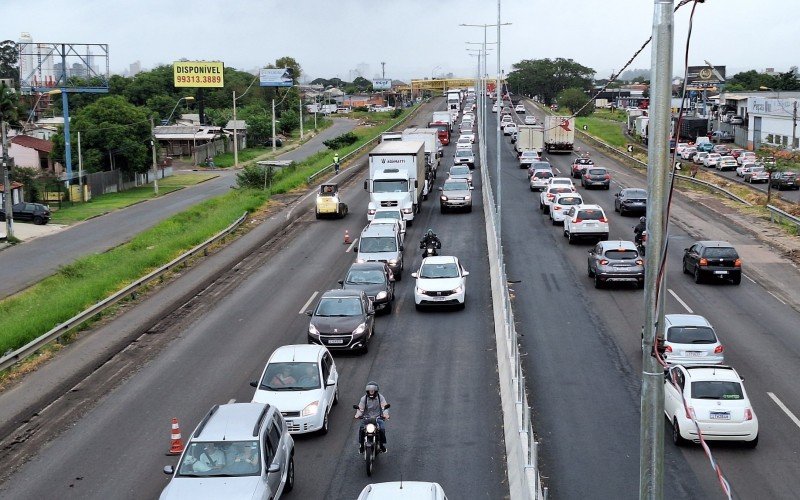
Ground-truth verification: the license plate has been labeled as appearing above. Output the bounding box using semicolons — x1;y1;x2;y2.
327;339;344;344
713;270;728;275
685;351;704;357
709;412;730;420
585;222;597;226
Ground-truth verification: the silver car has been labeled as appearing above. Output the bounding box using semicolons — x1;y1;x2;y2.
439;178;473;213
587;240;644;288
529;169;553;192
161;403;295;499
453;148;475;168
660;314;724;365
448;165;473;185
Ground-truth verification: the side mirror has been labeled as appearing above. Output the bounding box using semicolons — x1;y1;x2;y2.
363;180;368;190
267;463;281;474
337;279;344;286
614;193;619;197
250;381;258;388
411;272;418;278
470;186;474;190
305;310;313;316
326;376;336;387
438;187;443;191
384;404;391;409
163;465;174;475
399;245;404;251
414;180;418;188
684;248;690;253
463;271;470;277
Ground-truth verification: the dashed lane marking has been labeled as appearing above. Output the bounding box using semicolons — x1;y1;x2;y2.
667;288;694;313
346;238;359;253
299;291;319;314
767;392;800;430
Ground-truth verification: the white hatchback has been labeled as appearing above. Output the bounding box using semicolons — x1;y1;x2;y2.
546;177;576;191
251;344;339;435
524;115;537;125
549;193;584;225
563;204;609;244
459;132;476;143
412;256;468;310
539;185;575;214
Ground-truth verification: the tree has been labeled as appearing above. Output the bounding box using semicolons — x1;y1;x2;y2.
0;40;18;82
558;88;594;117
274;57;302;83
0;82;20;125
506;58;595;105
352;76;372;91
278;109;299;134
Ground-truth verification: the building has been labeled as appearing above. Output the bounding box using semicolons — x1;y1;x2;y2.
718;91;800;150
0;182;25;205
153;125;227;157
224;120;248;150
9;135;54;171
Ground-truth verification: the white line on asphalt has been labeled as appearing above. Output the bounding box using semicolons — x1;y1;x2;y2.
227;398;236;404
346;237;359;253
667;288;694;313
767;392;800;430
768;291;787;305
299;291;318;314
742;273;756;284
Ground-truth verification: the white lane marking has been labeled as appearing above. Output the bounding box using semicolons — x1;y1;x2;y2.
346;237;359;253
227;398;237;404
767;392;800;430
667;288;694;313
768;291;787;305
742;273;756;284
554;168;561;175
299;291;319;314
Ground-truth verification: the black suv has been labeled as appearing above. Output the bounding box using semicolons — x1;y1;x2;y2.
682;240;741;285
0;202;51;225
614;188;648;216
769;171;799;190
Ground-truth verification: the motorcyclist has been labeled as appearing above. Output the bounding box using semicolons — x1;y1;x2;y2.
634;216;647;245
419;229;442;254
355;381;390;453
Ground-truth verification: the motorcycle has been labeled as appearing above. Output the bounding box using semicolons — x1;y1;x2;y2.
353;404;390;476
420;239;441;258
635;229;647;256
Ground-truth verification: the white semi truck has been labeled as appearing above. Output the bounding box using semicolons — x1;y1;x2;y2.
402;127;442;170
543;115;575;153
365;141;426;224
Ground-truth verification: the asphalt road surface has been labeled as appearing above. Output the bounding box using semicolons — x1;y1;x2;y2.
0;119;358;300
485;99;800;498
0;102;509;499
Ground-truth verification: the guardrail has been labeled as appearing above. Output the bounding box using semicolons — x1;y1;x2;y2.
480;142;545;498
306;104;426;184
0;212;248;372
767;204;800;231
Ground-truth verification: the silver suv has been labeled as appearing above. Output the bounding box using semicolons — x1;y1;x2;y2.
357;224;404;279
587;240;644;288
161;403;295;499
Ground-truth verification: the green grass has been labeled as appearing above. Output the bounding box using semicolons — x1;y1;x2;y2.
0;105;419;359
50;174;218;224
592;109;627;122
575;116;628;148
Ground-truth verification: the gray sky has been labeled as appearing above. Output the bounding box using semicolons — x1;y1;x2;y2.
5;0;798;82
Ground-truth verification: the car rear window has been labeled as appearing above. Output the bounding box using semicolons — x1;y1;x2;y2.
667;326;717;344
551;186;573;194
577;209;604;220
534;171;553;179
588;169;606;175
690;381;743;400
625;189;647;198
557;196;581;205
604;249;639;260
703;247;738;259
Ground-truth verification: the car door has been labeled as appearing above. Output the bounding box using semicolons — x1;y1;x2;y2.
684;244;699;269
588;243;601;273
320;353;335;409
363;294;375;335
664;367;683;417
13;203;29;221
264;420;283;495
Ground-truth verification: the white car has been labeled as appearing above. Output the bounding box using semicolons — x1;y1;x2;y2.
455;136;472;149
702;153;721;167
549;193;583;225
736;163;757;177
460;121;473;133
664;364;758;447
357;482;448;500
539;185;575;213
459;132;476;143
563;204;609;244
518;150;540;168
462;112;475;122
716;156;737;171
675;142;690;155
737;152;756;165
660;314;724;366
693;152;709;165
503;123;517;136
529;169;554;192
680;147;697;160
546;177;576;191
251;344;339;434
412;256;468;310
500;114;513;124
514;104;526;113
491;103;498;113
524;115;537;125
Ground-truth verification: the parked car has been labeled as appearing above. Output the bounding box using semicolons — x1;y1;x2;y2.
664;365;758;447
412;255;469;310
515;104;526;114
729;115;744;125
251;344;339;434
160;403;294;499
682;240;741;285
263;137;284;147
563;204;610;244
770;171;800;190
439;178;473;213
529;169;554;192
710;130;734;142
587;240;644;288
581;166;611;189
0;202;51;225
702;153;722;168
339;262;395;314
306;289;375;353
549;193;583;225
571;157;594;178
658;315;724;366
524;115;537;125
613;188;648;216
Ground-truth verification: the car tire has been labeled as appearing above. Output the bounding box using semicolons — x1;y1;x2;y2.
682;259;690;274
743;434;759;449
672;418;688;447
319;411;330;435
440;206;446;214
637;278;645;289
415;303;423;311
594;274;603;289
563;229;568;238
285;455;295;492
361;339;369;355
530;186;535;192
333;387;339;405
694;266;703;284
604;185;610;190
568;233;575;245
731;273;741;285
551;217;559;226
588;265;595;278
467;205;473;213
383;300;393;315
539;201;544;211
33;216;45;225
614;202;619;213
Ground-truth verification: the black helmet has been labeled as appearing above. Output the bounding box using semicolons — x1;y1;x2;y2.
639;216;647;223
365;381;379;398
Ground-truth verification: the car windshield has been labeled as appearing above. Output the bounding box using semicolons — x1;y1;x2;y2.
588;169;606;175
315;297;362;317
703;247;738;259
374;211;401;221
557;196;581;205
419;262;460;279
372;180;408;193
577;209;604;220
458;138;470;143
444;180;470;191
259;361;321;391
455;150;472;158
359;236;397;253
691;381;744;400
177;440;261;477
576;159;593;165
667;326;717;344
624;189;647;198
346;269;385;285
604;249;639;260
450;166;470;175
551;179;571;185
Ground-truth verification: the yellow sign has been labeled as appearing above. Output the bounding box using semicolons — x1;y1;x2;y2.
173;61;224;88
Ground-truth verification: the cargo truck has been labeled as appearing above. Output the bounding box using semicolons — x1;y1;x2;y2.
402;128;442;171
365;141;426;224
514;125;544;155
427;122;450;145
626;108;644;134
447;91;461;112
543;116;575;153
431;111;453;131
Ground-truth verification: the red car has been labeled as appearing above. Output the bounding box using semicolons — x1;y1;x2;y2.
571;157;595;179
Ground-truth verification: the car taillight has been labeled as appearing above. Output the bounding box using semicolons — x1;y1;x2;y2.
553;205;561;211
686;406;696;419
664;345;672;353
635;259;644;265
547;194;555;200
574;218;582;223
584;174;589;179
604;174;611;180
734;258;742;267
599;259;609;265
699;258;708;266
599;217;607;223
744;408;753;421
714;345;724;354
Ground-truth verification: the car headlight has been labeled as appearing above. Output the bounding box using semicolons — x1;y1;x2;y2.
464;195;471;200
453;285;464;294
353;323;366;335
365;423;377;434
375;291;388;300
302;401;320;417
356;258;366;263
308;323;319;335
440;195;448;201
416;287;427;294
387;259;398;265
367;209;376;215
402;208;412;214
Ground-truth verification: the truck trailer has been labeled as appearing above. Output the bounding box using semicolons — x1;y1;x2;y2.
543;116;575;153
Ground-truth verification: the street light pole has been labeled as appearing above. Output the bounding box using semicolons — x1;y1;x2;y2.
1;121;14;240
272;98;277;154
150;116;159;195
233;90;239;167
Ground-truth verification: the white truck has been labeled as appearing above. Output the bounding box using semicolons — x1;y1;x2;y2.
365;141;426;224
431;111;453;131
380;132;402;142
626;108;644;134
402;128;442;171
543;115;575;153
514;125;544;155
447;91;461;112
634;116;649;143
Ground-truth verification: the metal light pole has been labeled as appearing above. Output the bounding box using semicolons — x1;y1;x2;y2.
640;1;673;498
299;94;304;140
165;96;195;126
271;98;277;154
150;117;159;195
1;121;14;239
233;90;239;167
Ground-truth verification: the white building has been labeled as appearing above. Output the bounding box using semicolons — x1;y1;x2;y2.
718;91;800;150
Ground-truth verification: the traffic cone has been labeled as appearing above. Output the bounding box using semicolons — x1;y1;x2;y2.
344;230;351;244
168;418;184;455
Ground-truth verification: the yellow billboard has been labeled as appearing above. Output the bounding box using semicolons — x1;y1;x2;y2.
173;61;224;88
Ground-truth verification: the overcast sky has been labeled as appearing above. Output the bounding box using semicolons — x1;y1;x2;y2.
5;0;798;83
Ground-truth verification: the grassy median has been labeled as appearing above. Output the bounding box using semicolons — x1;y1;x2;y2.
0;106;417;359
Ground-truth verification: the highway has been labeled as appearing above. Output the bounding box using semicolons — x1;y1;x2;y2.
704;161;800;204
0;118;358;300
0;100;509;499
486;99;800;498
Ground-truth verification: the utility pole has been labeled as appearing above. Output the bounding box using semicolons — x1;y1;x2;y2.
150;117;159;195
793;100;797;149
496;0;503;242
77;131;84;202
299;94;304;140
640;1;673;499
381;62;386;79
1;122;14;239
271;98;277;154
233;90;239;167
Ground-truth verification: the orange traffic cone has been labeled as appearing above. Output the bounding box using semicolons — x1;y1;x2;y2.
168;418;184;455
344;230;351;245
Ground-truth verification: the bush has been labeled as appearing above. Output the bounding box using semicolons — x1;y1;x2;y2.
354;106;369;112
278;110;299;135
391;108;403;118
323;131;359;150
236;164;275;189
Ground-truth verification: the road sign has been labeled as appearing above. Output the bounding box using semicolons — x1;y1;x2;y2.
260;68;294;87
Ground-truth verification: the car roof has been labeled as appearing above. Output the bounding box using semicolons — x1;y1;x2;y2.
555;193;581;200
598;240;638;251
664;314;711;327
421;255;458;265
193;403;272;441
577;203;604;210
682;365;742;383
358;482;445;499
696;240;734;248
361;224;398;238
320;289;364;299
348;262;389;272
269;344;325;363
